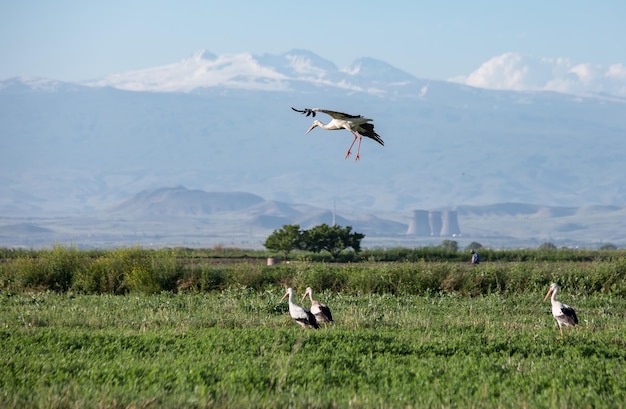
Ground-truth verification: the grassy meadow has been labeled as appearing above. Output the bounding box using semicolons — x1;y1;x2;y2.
1;247;625;408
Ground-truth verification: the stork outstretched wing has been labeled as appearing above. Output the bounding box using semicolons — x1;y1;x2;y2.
292;107;363;120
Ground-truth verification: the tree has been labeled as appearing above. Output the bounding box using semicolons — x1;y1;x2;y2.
599;243;617;250
538;242;557;250
302;224;365;260
465;242;483;251
263;224;303;259
440;239;458;252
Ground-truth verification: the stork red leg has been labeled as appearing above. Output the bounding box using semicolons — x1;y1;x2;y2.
344;133;358;159
354;135;363;161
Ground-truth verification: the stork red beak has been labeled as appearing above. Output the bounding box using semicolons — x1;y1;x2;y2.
280;292;288;303
301;291;309;304
543;288;553;302
305;123;318;134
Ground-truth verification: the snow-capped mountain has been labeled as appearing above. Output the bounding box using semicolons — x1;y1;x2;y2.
85;49;426;94
0;76;86;93
83;49;626;99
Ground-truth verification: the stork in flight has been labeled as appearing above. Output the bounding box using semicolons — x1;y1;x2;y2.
301;287;334;327
280;287;319;329
291;107;384;161
543;283;579;335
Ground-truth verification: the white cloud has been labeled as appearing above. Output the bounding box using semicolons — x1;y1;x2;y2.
569;63;595;83
606;63;626;80
451;52;626;97
463;52;527;90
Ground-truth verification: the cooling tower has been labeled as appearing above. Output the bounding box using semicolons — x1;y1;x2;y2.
406;210;430;235
428;211;442;236
440;210;461;236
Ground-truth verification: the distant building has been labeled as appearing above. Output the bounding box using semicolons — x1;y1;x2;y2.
406;209;462;237
406;210;430;235
440;210;461;236
429;211;442;236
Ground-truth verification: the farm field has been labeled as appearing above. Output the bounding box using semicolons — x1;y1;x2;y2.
1;286;625;408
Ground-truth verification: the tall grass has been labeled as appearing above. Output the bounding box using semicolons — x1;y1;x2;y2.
1;247;626;296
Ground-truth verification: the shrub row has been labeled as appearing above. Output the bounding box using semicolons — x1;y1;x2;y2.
1;246;625;296
286;260;626;296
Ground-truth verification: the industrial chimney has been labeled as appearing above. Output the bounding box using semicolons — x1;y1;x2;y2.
440;210;462;236
428;211;442;236
406;210;430;235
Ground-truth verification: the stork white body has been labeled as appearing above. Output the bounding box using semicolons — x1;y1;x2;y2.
292;107;384;161
280;287;319;329
543;283;579;335
301;287;334;327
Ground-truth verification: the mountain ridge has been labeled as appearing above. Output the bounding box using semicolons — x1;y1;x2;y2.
2;186;625;249
2;49;626;248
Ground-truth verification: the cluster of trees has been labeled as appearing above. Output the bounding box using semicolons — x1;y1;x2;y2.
263;226;485;261
265;228;606;263
263;224;364;260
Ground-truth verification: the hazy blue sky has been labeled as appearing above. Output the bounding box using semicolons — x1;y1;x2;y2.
2;1;625;83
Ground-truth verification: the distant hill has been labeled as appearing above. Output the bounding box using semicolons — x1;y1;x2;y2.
456;203;578;218
1;185;625;249
108;187;266;217
0;223;53;235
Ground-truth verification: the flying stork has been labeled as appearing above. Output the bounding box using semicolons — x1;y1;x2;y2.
291;107;384;161
543;283;579;335
301;287;334;327
280;287;319;329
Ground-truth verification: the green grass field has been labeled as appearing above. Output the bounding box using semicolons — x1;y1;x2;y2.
1;287;625;408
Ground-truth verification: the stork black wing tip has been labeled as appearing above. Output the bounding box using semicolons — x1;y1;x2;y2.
291;107;316;117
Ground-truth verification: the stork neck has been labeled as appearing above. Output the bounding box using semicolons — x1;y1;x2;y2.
551;287;558;303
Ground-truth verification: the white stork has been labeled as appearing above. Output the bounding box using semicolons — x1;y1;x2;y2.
280;287;319;329
291;107;384;161
543;283;579;335
301;287;334;327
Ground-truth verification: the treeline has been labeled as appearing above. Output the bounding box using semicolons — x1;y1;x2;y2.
1;246;625;295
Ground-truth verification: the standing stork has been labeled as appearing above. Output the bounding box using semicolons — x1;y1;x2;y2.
291;107;384;161
301;287;334;327
280;287;319;329
543;283;579;335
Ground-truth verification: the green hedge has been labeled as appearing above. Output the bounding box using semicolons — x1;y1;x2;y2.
1;246;625;296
